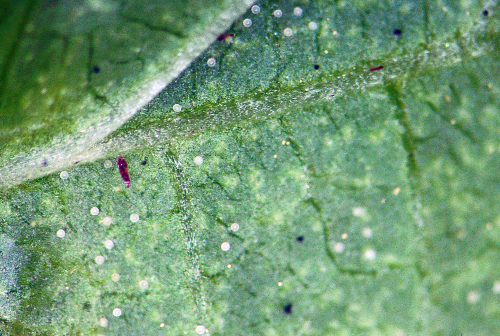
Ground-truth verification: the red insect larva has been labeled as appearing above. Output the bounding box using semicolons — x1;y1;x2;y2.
217;33;234;42
370;65;384;72
117;156;130;188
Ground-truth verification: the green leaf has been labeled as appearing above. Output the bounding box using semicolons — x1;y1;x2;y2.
0;0;255;187
1;0;500;335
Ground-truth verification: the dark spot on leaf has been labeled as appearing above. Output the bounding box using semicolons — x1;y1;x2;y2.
393;29;402;36
314;64;320;70
47;0;60;7
283;303;293;314
483;9;489;16
141;160;147;165
296;235;304;242
83;302;91;310
41;161;47;167
93;66;100;74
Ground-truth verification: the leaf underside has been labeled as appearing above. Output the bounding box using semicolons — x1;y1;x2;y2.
1;0;500;335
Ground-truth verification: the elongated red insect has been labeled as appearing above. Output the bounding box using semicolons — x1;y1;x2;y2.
117;156;130;187
217;33;234;41
370;65;384;72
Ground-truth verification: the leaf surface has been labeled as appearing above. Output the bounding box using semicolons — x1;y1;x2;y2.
1;0;500;335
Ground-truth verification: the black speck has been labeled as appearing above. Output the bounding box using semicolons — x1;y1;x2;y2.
393;29;402;36
93;66;100;74
296;236;304;242
141;160;147;165
41;161;48;167
283;303;293;314
314;64;320;70
483;9;489;16
83;302;91;311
